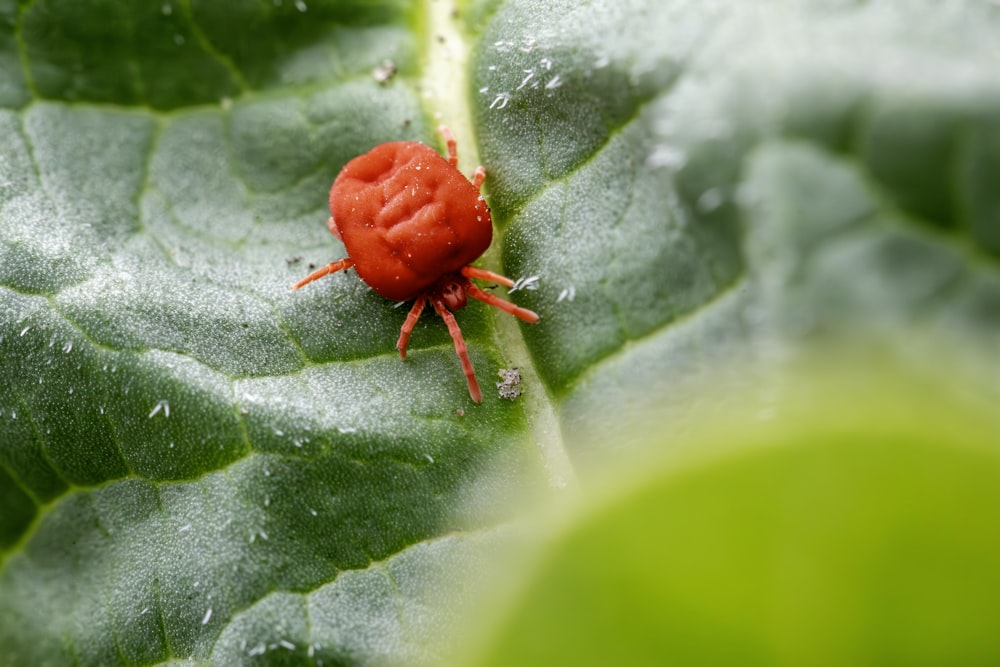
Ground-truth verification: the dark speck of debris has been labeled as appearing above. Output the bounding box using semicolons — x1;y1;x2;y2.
372;60;397;84
308;262;317;270
436;35;445;44
496;368;522;400
403;118;412;128
286;256;303;266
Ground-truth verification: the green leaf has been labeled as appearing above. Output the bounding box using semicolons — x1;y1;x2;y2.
2;0;999;664
473;0;1000;456
465;375;1000;666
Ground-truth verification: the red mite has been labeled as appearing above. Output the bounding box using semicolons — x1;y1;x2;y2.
293;126;539;403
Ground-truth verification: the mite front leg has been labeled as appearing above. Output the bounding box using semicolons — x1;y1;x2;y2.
292;258;355;290
461;266;515;288
466;283;540;324
430;296;482;403
396;295;427;360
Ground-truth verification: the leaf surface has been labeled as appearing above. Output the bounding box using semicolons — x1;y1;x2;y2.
2;0;999;664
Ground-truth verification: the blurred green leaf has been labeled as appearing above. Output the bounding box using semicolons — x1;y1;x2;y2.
467;374;1000;666
1;0;999;664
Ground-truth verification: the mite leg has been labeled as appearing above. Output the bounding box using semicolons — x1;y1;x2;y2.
466;283;540;324
438;125;459;168
461;265;515;288
472;166;486;190
396;295;427;360
291;257;355;290
430;296;482;403
437;125;485;187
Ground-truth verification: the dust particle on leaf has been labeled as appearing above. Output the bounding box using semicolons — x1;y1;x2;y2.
496;368;523;400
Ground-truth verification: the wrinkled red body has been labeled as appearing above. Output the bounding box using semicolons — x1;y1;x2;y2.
329;142;492;302
293;128;539;403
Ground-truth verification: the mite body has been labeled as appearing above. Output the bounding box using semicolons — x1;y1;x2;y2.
294;126;538;402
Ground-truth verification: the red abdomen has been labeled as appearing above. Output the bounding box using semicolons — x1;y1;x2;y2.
329;142;492;302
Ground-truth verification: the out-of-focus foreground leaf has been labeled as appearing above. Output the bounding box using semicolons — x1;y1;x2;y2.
465;371;1000;666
